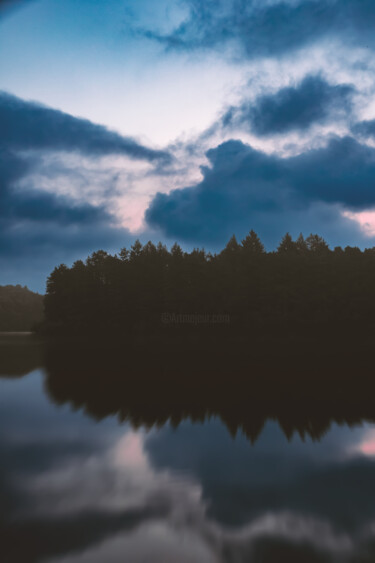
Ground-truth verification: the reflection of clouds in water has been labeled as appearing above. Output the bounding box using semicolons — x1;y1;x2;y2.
113;432;148;468
19;427;375;563
351;429;375;457
22;429;204;519
48;521;218;563
45;510;362;563
3;370;375;562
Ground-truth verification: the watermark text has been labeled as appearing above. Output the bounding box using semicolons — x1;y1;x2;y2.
161;312;230;326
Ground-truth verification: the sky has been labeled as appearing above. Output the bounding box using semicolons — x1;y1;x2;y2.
3;0;375;291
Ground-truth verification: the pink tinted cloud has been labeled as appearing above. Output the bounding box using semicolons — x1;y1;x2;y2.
343;210;375;237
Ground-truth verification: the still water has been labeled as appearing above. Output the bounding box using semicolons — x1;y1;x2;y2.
1;333;375;562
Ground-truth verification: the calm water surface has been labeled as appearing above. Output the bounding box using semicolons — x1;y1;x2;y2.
1;334;375;562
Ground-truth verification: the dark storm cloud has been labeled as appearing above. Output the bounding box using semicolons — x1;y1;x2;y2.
288;136;375;207
0;91;152;286
222;75;355;135
0;151;107;227
0;150;130;289
0;92;172;163
145;136;375;245
0;148;131;275
143;0;375;58
352;119;375;139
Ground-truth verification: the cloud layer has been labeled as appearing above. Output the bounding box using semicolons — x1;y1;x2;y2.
222;75;355;136
0;92;175;289
144;0;375;57
3;1;375;289
0;92;171;163
146;136;375;246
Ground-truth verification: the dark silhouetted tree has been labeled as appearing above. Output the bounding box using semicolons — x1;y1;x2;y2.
42;230;375;336
241;230;265;255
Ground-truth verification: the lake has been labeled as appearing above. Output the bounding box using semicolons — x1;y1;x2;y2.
1;332;375;562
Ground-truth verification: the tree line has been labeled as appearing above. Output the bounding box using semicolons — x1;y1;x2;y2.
0;285;44;332
43;230;375;334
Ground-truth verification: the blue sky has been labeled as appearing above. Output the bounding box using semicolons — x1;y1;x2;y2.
2;0;375;291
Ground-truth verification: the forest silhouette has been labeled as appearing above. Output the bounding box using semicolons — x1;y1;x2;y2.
36;229;375;443
0;285;44;331
43;230;375;336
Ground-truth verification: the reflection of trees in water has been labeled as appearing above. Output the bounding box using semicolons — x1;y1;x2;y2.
2;334;375;563
44;331;375;443
39;230;375;441
0;334;43;377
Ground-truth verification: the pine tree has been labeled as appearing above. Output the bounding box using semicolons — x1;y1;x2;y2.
241;230;265;254
223;234;240;255
119;247;129;261
306;234;329;253
277;233;296;253
295;233;308;253
130;239;143;261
